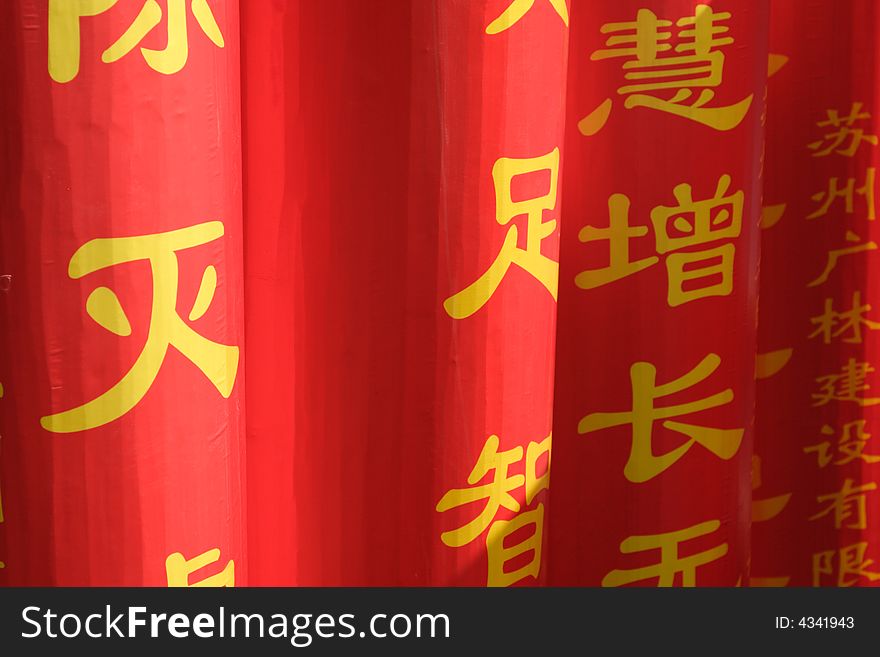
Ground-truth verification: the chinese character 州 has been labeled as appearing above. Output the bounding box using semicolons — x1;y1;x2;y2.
436;434;550;587
576;175;742;307
579;353;743;483
485;0;569;35
603;519;728;587
444;149;560;319
808;168;876;220
40;221;240;434
49;0;225;83
166;548;234;587
579;4;752;135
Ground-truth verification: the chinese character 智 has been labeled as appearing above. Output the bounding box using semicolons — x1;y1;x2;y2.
49;0;225;83
579;5;752;135
579;353;743;483
40;221;239;434
444;149;559;319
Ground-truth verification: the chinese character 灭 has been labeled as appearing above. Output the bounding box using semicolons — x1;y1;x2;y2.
40;221;240;433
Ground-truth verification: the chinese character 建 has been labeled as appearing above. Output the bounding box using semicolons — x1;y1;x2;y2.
579;353;743;483
603;519;728;587
444;149;559;319
49;0;225;83
812;358;880;407
436;434;550;587
579;5;752;135
40;221;240;434
576;175;742;307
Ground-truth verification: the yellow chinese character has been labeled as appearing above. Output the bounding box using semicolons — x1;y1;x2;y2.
603;520;728;587
808;103;878;157
809;478;877;530
576;175;742;307
808;231;878;287
579;353;743;483
809;291;880;344
485;0;569;35
813;542;880;587
486;504;544;587
812;358;880;407
437;433;550;587
49;0;225;83
804;420;880;468
444;149;559;319
40;221;240;434
808;168;875;220
579;5;752;135
166;548;234;587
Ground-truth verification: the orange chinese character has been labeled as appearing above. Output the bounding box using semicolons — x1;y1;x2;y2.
804;420;880;468
812;358;880;407
603;520;728;587
579;5;752;135
808;478;877;530
576;175;742;307
749;455;791;587
808;168;875;220
813;542;880;587
444;149;559;319
809;291;880;344
579;353;743;483
166;548;234;587
807;103;878;157
40;222;240;434
808;231;877;288
485;0;569;35
49;0;225;83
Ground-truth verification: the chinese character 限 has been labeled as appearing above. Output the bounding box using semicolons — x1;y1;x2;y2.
444;149;560;319
807;103;878;157
40;221;240;434
602;519;728;587
166;548;234;587
579;353;743;483
813;542;880;587
485;0;569;35
576;174;742;307
49;0;225;83
579;4;752;135
436;434;550;587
